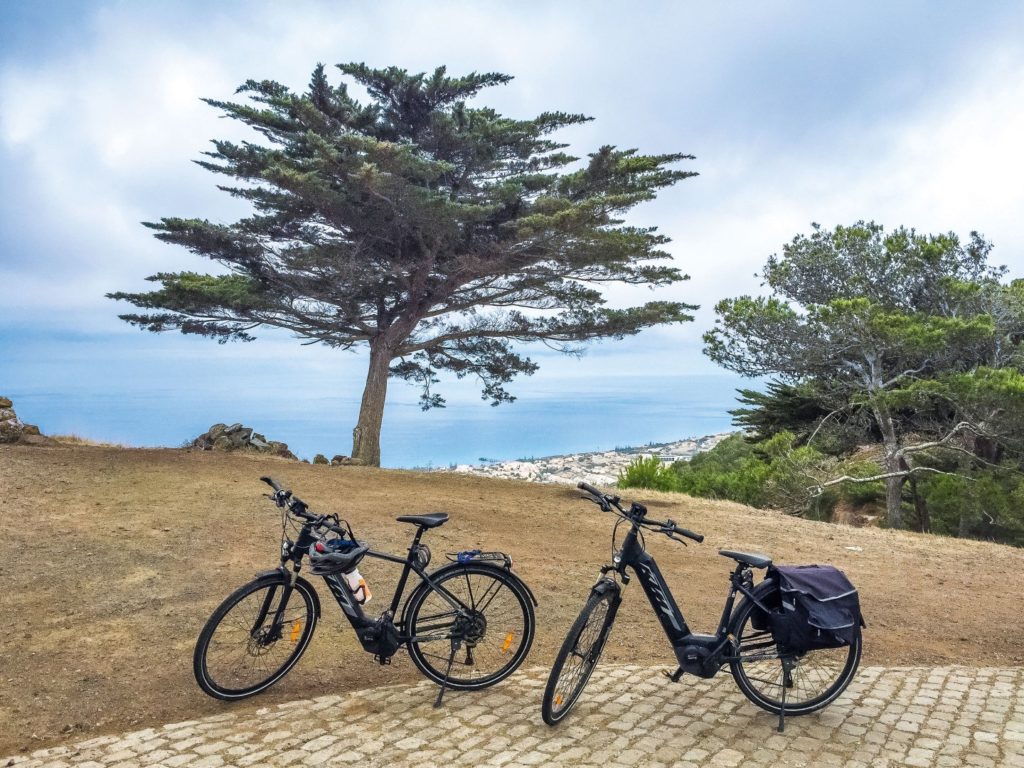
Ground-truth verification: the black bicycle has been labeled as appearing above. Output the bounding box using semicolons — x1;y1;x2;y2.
194;476;537;705
541;482;861;730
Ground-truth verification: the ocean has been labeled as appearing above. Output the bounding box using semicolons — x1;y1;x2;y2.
6;373;745;468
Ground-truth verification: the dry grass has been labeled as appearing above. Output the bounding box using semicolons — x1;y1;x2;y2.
50;434;129;448
1;443;1022;755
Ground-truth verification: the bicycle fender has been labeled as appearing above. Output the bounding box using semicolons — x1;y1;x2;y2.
728;577;777;634
591;577;621;600
252;569;322;616
255;566;290;579
514;573;540;607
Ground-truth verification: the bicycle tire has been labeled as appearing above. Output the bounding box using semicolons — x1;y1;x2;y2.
728;588;861;716
404;563;535;690
541;584;619;725
193;572;319;700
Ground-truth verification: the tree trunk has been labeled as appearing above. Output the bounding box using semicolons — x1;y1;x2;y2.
872;400;904;529
350;340;392;467
908;474;930;533
883;470;904;530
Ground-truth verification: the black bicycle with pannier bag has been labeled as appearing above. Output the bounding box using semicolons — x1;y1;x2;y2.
541;483;863;731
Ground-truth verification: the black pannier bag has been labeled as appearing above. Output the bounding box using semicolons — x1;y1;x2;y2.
768;565;862;653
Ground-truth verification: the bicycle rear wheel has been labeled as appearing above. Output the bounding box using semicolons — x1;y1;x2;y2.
729;592;861;716
541;583;619;725
193;572;319;700
405;563;535;690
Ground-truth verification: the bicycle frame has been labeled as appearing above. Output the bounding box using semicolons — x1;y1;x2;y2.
283;522;480;647
610;524;775;677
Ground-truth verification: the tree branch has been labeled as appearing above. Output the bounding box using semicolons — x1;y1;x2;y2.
809;465;975;497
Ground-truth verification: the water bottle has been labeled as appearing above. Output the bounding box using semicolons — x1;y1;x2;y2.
345;568;371;604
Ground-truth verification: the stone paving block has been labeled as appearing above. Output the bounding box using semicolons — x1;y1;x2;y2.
4;665;1024;767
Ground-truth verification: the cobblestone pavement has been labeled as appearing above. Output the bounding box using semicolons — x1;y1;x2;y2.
5;665;1023;768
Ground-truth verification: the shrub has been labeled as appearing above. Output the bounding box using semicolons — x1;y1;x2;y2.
669;433;772;506
617;455;679;492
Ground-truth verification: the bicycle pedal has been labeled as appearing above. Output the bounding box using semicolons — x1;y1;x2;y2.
662;667;684;683
373;654;392;666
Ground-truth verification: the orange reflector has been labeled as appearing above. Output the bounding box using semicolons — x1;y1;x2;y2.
501;632;514;655
290;619;302;642
555;694;563;706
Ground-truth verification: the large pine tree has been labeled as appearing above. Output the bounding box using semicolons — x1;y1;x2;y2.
110;63;697;465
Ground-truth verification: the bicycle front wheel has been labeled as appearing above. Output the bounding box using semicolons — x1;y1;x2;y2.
193;572;319;700
541;583;619;725
729;593;861;716
405;563;536;690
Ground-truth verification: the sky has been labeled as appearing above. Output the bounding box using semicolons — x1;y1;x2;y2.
2;1;1024;465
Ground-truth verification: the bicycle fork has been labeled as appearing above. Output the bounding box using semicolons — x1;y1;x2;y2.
253;581;294;642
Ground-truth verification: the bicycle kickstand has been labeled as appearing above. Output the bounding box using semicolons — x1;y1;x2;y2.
433;638;462;708
662;667;684;683
778;656;795;733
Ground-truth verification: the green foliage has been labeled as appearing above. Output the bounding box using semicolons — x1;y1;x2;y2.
731;380;843;450
919;470;1024;546
704;220;1024;533
670;434;771;506
617;455;678;492
112;63;698;397
617;433;840;514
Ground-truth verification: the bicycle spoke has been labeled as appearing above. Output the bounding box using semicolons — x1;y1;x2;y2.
198;580;315;697
407;568;531;687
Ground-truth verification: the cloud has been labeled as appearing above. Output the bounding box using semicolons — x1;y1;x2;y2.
2;0;1024;383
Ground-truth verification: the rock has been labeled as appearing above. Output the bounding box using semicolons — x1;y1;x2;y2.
0;396;45;444
0;421;24;443
313;453;329;465
331;455;352;466
189;423;299;461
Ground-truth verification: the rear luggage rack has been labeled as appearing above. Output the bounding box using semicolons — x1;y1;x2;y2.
446;550;513;569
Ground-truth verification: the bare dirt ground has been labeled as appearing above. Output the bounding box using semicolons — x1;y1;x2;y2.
1;443;1022;756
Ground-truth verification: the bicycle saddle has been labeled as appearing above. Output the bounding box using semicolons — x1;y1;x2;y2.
396;512;449;529
719;550;772;569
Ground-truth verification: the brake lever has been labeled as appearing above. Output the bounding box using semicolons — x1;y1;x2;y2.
666;532;688;546
580;494;610;512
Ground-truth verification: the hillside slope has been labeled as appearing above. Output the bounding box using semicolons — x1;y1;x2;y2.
1;444;1021;754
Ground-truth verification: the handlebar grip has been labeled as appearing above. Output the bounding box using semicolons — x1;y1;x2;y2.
578;481;603;498
679;528;704;544
260;476;282;492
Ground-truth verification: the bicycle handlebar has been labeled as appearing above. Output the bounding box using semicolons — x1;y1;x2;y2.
259;476;338;531
577;481;704;544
